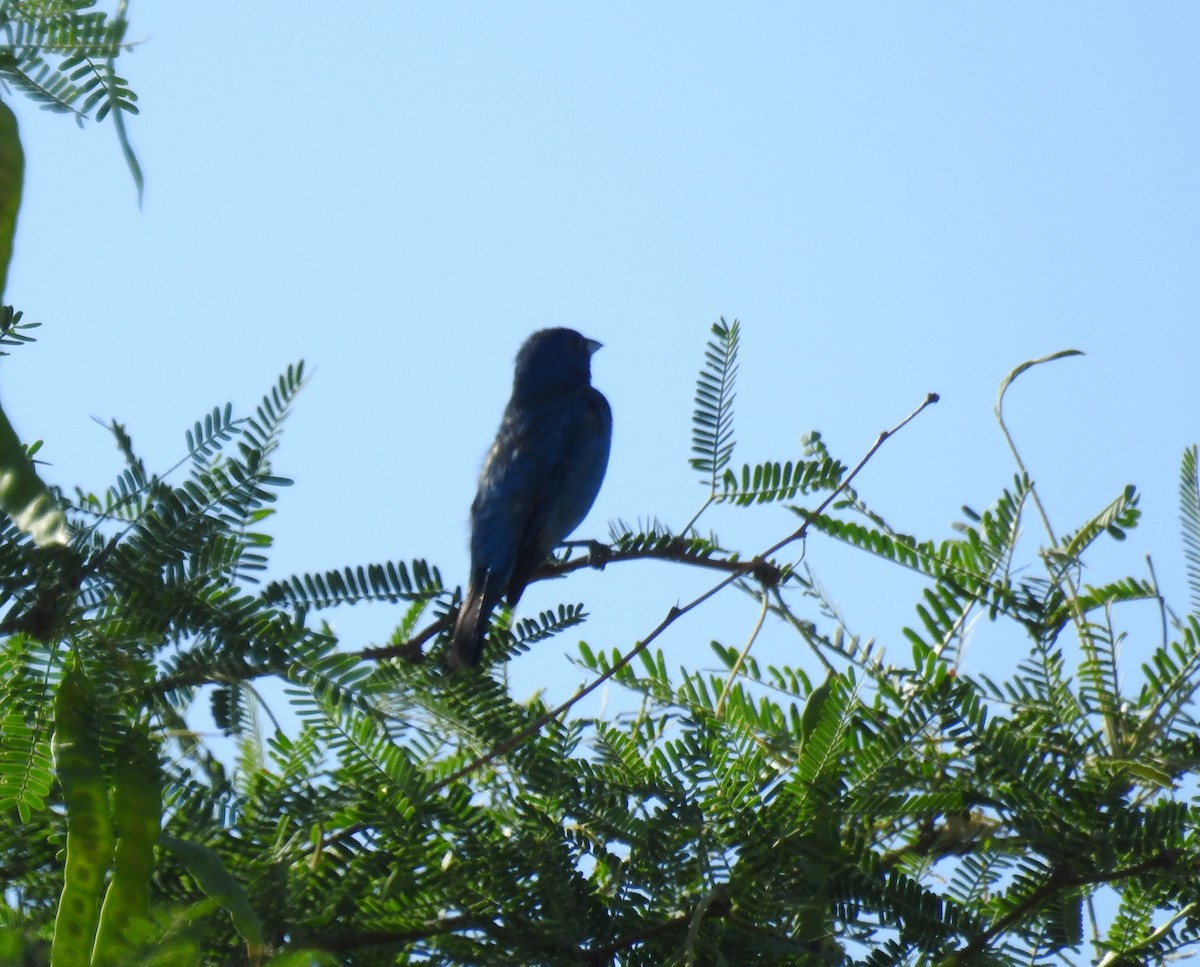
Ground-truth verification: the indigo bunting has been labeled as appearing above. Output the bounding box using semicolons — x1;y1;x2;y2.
450;328;612;667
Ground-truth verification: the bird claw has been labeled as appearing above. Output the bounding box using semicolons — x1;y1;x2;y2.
585;540;612;570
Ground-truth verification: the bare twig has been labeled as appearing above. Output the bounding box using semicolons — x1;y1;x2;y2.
715;589;769;716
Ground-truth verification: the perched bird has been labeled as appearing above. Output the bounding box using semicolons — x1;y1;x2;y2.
450;328;612;668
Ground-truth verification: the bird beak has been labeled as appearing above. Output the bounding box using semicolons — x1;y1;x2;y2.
585;337;603;355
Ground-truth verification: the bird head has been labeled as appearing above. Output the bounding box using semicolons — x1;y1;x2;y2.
511;327;602;400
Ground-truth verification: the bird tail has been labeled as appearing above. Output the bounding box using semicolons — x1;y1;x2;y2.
449;575;494;668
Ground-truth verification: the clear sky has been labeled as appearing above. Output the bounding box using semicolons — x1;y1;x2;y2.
3;3;1198;711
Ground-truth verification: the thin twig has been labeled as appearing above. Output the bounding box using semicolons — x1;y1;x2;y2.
715;589;769;716
352;540;784;664
679;494;717;540
994;351;1123;752
768;586;838;675
685;886;731;965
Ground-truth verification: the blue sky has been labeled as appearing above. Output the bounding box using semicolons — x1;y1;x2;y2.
3;3;1198;710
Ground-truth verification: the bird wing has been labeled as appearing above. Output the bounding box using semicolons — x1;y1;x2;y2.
505;386;611;604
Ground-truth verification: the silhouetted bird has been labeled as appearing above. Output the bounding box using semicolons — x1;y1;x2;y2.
450;328;611;667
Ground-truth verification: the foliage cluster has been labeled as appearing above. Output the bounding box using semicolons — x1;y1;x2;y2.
1;315;1198;966
2;8;1200;966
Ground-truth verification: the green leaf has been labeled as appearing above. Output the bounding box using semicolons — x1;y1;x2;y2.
158;835;264;960
1181;445;1200;615
690;318;739;489
798;673;836;747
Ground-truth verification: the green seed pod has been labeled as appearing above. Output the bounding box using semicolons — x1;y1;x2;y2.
92;728;161;965
0;97;69;549
50;668;113;967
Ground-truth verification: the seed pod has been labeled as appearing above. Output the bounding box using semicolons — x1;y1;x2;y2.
92;728;161;965
50;668;113;967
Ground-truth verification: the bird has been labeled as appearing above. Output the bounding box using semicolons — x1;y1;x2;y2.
449;328;612;668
